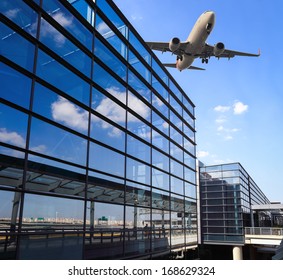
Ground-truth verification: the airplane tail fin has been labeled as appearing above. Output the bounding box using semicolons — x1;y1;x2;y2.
163;63;205;71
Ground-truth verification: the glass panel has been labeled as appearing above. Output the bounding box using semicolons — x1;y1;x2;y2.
183;110;194;128
125;206;151;255
0;190;21;258
152;148;169;172
152;168;169;191
152;222;170;251
96;0;128;38
94;38;127;80
169;80;182;102
126;158;150;185
184;138;195;155
33;83;89;135
95;15;127;59
170;127;183;147
152;59;168;86
128;70;151;102
152;111;169;136
0;145;25;159
170;111;182;131
127;135;151;164
127;91;151;122
42;0;92;50
171;176;184;195
85;201;124;259
36;49;90;105
125;206;150;229
183;124;195;142
171;194;184;213
0;104;28;149
93;62;126;104
152;129;169;153
25;163;86;198
152;189;170;211
0;62;32;109
170;95;182;116
170;142;183;162
183;97;194;116
29;117;87;166
69;0;95;26
92;87;126;127
129;50;151;83
127;113;151;143
24;192;81;224
170;159;183;179
152;94;168;118
90;116;125;151
185;182;196;199
184;151;196;170
19;194;84;259
0;22;35;71
0;0;38;37
152;75;168;101
27;154;86;175
184;167;196;184
125;181;151;207
129;30;151;65
39;17;91;77
89;142;125;177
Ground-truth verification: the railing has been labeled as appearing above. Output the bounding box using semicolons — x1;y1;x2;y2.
0;227;198;251
245;227;283;236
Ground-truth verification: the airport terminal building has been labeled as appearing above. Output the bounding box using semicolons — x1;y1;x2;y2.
198;162;271;259
0;0;197;259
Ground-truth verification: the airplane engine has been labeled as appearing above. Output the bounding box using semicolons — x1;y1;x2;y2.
169;37;181;52
213;42;225;56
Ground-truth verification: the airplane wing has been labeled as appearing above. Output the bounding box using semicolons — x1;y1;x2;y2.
146;41;188;55
163;63;205;71
201;44;260;59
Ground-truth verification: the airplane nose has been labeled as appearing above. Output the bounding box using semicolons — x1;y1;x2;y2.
209;12;215;24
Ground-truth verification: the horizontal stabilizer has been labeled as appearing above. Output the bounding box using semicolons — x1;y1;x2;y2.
163;63;205;71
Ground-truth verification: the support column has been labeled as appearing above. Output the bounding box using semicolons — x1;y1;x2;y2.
11;191;21;232
90;201;95;231
233;246;243;260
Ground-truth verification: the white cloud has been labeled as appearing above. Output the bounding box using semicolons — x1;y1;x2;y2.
233;101;248;115
92;87;150;137
31;145;47;154
40;13;73;47
0;128;25;148
4;8;20;19
215;116;227;124
224;135;233;141
214;105;230;113
51;97;89;132
52;12;73;28
0;128;47;154
131;14;143;21
94;87;150;123
96;22;112;36
197;150;210;158
127;92;150;120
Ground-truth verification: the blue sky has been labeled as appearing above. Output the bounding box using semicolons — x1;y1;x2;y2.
113;0;283;203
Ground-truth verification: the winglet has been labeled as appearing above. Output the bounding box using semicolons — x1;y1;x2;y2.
258;48;261;56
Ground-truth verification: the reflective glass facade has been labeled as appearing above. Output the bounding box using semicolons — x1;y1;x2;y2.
0;0;197;259
200;163;270;245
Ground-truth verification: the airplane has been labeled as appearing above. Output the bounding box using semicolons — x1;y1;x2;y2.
146;11;260;71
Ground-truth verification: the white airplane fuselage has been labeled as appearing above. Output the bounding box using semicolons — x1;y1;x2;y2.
177;11;215;71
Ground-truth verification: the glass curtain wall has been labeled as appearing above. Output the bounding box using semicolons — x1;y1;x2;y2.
0;0;196;259
200;163;270;244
